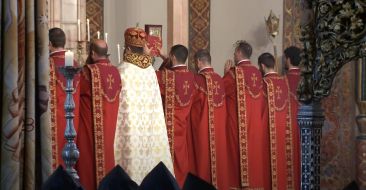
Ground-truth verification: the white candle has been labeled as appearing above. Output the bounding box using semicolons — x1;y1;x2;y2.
86;19;90;42
105;33;108;43
77;19;81;41
97;31;100;39
117;44;121;63
65;50;74;67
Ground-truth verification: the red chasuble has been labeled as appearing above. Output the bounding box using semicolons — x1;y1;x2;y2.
286;68;301;190
76;59;122;190
49;50;80;170
189;67;228;190
263;72;295;190
156;65;197;187
223;60;270;190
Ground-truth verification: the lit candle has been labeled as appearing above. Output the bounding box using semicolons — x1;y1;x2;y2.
65;50;74;67
77;19;81;41
105;33;108;43
97;31;100;39
86;19;90;42
117;44;121;63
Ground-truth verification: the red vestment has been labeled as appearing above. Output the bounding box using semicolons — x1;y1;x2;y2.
263;72;296;190
286;68;301;190
223;60;270;189
49;50;80;170
76;59;122;190
156;65;197;187
189;68;229;190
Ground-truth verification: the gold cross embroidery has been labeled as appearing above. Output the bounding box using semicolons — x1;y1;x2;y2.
107;74;114;89
251;73;258;87
275;86;282;99
213;81;220;95
183;81;190;95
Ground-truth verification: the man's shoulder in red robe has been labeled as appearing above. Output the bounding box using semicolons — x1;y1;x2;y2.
264;72;296;190
224;61;270;189
76;59;122;190
190;67;228;189
157;65;197;187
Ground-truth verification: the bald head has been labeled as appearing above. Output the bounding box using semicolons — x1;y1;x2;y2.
90;39;108;57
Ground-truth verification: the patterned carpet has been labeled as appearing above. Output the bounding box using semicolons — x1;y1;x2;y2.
188;0;210;71
86;0;104;39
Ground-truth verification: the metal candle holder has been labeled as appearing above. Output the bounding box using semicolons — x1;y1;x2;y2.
58;66;81;180
77;40;89;66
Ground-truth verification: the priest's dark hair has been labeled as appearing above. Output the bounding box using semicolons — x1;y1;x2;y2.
284;46;301;66
170;44;189;63
126;45;144;54
49;27;66;48
258;52;275;69
235;40;252;58
90;40;109;57
194;49;211;64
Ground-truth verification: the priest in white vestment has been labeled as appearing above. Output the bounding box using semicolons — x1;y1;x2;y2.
114;27;174;184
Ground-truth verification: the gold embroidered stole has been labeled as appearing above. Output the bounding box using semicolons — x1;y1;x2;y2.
235;67;249;188
265;77;294;190
87;64;106;186
284;77;295;189
164;69;176;162
49;57;59;170
202;72;218;188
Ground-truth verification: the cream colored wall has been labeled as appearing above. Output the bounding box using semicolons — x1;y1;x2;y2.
104;0;168;66
210;0;283;75
105;0;283;72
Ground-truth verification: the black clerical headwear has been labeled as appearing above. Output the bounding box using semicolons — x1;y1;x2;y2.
98;165;138;190
42;165;83;190
182;173;217;190
138;162;180;190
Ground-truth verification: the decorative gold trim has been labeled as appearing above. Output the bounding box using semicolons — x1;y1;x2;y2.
285;77;295;189
175;93;195;107
195;79;225;107
235;67;249;187
49;58;58;170
123;52;152;69
87;64;106;186
264;79;278;190
164;69;176;163
202;73;218;188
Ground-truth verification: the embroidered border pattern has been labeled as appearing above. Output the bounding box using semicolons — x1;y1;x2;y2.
123;52;152;69
164;69;176;162
235;67;249;187
285;77;295;189
265;79;278;190
202;73;218;188
49;58;58;170
88;65;106;185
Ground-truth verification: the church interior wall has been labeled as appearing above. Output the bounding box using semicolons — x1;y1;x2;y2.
210;0;283;75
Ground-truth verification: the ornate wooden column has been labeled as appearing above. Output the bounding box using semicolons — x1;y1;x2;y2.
297;0;366;189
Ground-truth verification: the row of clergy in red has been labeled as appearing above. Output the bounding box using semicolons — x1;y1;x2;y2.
48;26;302;190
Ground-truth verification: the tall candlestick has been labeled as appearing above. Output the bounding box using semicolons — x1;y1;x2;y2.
105;33;108;43
86;19;90;42
117;44;121;63
97;31;100;39
58;66;81;181
77;19;81;41
65;50;74;66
